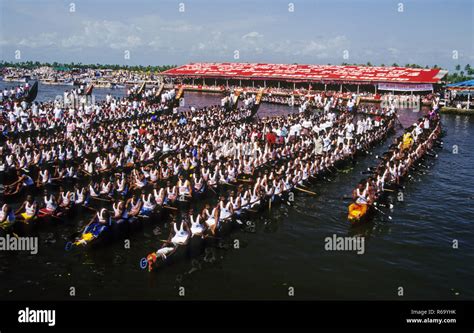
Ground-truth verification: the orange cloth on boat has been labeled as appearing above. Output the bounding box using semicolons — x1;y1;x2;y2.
402;133;413;150
348;203;368;219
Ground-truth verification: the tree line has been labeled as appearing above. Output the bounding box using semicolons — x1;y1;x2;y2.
0;61;177;73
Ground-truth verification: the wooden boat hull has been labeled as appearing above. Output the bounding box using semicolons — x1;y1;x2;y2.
0;222;14;237
12;219;37;236
216;217;234;238
187;234;205;257
149;244;188;271
347;121;441;226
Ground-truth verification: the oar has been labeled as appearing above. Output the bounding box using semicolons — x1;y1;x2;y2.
82;205;97;212
297;182;312;189
207;184;218;195
238;178;254;183
376;202;394;209
295;186;317;195
372;202;392;220
82;170;92;176
45;213;65;222
90;196;112;202
203;234;222;240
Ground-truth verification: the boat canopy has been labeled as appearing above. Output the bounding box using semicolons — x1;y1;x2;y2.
446;79;474;91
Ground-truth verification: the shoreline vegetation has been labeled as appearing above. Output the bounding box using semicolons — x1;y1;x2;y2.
440;106;474;114
0;61;177;73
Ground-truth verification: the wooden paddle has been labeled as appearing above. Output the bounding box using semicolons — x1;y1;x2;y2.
295;186;317;195
91;196;112;202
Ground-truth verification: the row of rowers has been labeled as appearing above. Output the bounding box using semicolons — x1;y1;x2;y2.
3;108;393;230
2;99;380;176
1;103;255;172
2;108;383;191
352;112;441;206
1;87;179;135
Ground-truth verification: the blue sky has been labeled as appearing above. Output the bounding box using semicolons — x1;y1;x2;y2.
0;0;472;70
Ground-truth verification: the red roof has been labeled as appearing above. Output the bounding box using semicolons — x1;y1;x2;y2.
163;62;446;84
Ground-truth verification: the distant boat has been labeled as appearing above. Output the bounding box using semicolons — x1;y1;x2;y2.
5;80;38;102
111;83;125;89
246;88;264;121
137;81;146;95
41;78;57;85
23;81;38;103
85;84;94;95
3;76;27;83
154;82;165;100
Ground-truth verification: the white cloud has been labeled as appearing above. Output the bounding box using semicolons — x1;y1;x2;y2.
388;47;400;56
270;35;348;58
75;20;144;49
7;20;145;50
161;24;202;33
18;32;59;48
242;31;263;40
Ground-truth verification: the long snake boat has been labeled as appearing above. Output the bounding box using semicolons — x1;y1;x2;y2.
348;113;442;226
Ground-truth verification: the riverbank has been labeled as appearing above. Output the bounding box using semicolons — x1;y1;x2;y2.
440;106;474;115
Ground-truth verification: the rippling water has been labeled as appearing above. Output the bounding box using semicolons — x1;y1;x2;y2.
1;82;473;300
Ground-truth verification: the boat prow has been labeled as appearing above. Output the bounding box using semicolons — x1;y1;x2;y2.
347;202;371;226
146;242;188;272
85;84;94;96
246;88;264;121
24;81;39;103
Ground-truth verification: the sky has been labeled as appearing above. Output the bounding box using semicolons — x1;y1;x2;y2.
0;0;473;70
